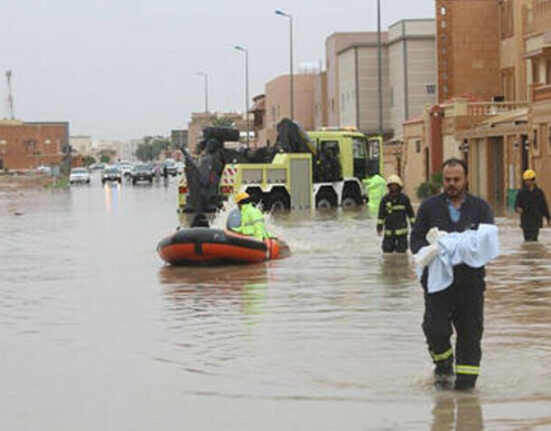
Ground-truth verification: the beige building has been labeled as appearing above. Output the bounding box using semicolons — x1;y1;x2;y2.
70;136;93;156
326;32;387;127
388;19;437;136
338;37;391;134
187;112;249;154
263;73;315;144
313;71;328;130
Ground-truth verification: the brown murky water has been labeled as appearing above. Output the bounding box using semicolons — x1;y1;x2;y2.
1;175;550;430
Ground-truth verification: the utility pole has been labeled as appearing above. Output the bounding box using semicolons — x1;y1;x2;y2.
6;70;15;120
377;0;383;139
275;10;294;121
234;46;250;147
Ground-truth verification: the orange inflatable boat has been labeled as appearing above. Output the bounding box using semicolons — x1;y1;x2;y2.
157;227;289;265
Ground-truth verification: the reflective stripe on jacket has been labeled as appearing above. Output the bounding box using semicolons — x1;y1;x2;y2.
232;203;272;240
377;192;415;236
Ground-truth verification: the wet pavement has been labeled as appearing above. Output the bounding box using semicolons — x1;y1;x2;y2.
1;175;550;430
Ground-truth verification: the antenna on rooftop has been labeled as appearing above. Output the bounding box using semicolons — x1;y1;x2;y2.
6;70;15;120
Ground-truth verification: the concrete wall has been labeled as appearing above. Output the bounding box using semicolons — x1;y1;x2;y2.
264;73;315;134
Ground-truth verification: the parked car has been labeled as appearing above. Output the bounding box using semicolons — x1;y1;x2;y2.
117;162;134;179
175;161;185;175
36;165;52;175
102;167;122;184
69;167;91;185
164;160;178;176
131;163;153;184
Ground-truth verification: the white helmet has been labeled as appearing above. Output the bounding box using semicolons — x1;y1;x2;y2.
386;175;403;188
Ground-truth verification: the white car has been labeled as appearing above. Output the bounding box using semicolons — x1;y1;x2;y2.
69;167;91;185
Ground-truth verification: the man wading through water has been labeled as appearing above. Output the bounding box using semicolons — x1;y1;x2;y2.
410;158;494;390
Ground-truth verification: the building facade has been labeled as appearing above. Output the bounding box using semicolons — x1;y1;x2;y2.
263;73;315;144
0;120;69;170
326;32;387;127
388;19;437;136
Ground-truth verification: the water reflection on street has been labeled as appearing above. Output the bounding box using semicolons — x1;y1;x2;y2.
1;177;550;430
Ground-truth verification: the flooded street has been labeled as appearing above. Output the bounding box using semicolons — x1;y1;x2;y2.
1;176;551;430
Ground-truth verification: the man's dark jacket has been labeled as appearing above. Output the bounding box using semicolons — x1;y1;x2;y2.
410;193;494;290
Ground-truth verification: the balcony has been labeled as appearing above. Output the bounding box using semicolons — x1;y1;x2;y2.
465;102;528;117
523;0;551;36
532;83;551;103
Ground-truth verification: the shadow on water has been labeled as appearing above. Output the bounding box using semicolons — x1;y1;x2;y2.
430;393;483;431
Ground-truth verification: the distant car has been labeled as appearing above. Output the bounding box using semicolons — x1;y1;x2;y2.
69;167;91;185
175;162;185;175
102;167;122;184
91;162;106;171
131;163;153;184
164;160;178;176
117;162;134;179
36;165;52;175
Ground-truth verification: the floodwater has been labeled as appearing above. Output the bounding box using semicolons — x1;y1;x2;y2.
1;175;550;431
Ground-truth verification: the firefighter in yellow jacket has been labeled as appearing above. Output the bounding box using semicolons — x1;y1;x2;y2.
230;192;272;240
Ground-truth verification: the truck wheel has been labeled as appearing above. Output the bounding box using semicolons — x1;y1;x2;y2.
132;179;137;185
316;189;337;209
342;184;363;209
268;190;290;212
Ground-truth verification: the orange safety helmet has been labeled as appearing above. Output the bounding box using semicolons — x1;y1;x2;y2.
235;191;250;204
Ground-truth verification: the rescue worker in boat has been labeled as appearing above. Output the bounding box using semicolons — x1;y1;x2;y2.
376;175;415;253
515;169;550;242
229;192;272;240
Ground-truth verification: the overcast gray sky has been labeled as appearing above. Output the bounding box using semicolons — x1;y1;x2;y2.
1;0;435;139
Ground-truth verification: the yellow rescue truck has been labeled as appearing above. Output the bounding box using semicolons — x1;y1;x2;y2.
178;128;382;211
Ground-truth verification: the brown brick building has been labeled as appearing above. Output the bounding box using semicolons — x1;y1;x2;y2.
0;120;69;170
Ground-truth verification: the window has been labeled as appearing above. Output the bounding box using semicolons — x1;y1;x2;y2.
546;57;551;85
0;139;6;146
352;138;367;159
440;6;446;16
500;0;514;39
532;59;540;84
416;140;421;153
548;126;551;151
390;87;394;107
426;84;436;95
533;129;538;150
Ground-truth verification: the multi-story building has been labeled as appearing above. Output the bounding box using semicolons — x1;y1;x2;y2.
388;19;437;136
187;112;248;154
326;32;387;127
263;73;316;144
436;0;501;103
70;136;93;156
0;120;69;170
171;130;188;150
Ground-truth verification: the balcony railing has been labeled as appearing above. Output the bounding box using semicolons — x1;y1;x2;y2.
532;83;551;103
523;0;551;35
465;102;528;116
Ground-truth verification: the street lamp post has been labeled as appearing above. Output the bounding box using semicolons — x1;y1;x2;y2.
275;9;294;122
376;0;383;139
234;45;250;147
196;72;209;113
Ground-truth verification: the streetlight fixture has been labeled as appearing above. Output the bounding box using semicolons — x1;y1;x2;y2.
234;45;250;147
275;9;294;121
196;72;209;113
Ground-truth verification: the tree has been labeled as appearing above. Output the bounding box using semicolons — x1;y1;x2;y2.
82;155;96;167
136;136;171;161
210;116;235;128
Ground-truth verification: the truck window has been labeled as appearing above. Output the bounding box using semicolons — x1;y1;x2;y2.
367;137;382;175
352;138;367;159
320;140;339;154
